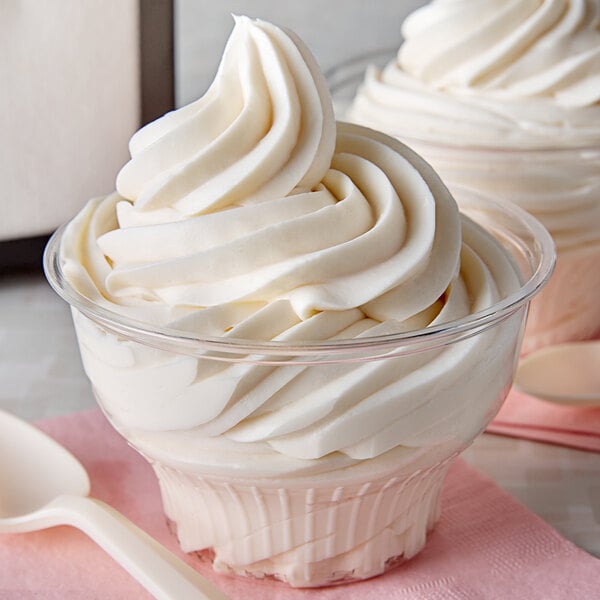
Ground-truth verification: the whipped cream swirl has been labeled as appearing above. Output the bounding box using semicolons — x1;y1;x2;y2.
349;0;600;146
61;16;521;475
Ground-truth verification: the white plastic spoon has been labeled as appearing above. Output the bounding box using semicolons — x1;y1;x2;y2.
0;409;229;600
515;340;600;407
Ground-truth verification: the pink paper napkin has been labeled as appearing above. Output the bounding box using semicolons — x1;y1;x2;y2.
1;409;598;599
487;387;600;452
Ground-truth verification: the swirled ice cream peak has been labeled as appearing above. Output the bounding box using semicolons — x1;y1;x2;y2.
116;15;335;216
63;15;471;329
61;15;522;468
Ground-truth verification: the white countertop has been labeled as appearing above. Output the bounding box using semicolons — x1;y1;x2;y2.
1;269;599;559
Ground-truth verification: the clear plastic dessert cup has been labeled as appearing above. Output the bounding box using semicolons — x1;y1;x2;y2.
329;51;600;353
44;194;554;588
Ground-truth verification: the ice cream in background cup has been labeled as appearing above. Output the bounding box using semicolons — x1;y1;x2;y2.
345;0;600;354
44;16;555;588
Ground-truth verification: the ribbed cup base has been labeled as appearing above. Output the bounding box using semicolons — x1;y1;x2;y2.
151;457;454;588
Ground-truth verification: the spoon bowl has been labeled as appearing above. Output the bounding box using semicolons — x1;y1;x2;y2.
0;410;89;523
0;409;228;599
515;340;600;407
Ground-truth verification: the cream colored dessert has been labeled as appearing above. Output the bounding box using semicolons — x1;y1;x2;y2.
349;0;600;351
56;16;530;587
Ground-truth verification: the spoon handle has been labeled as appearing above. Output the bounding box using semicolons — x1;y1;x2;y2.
51;494;229;600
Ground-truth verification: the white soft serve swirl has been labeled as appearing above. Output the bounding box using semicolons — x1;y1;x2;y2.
349;0;600;145
61;16;521;476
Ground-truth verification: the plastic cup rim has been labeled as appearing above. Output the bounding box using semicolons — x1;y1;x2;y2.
43;195;555;361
